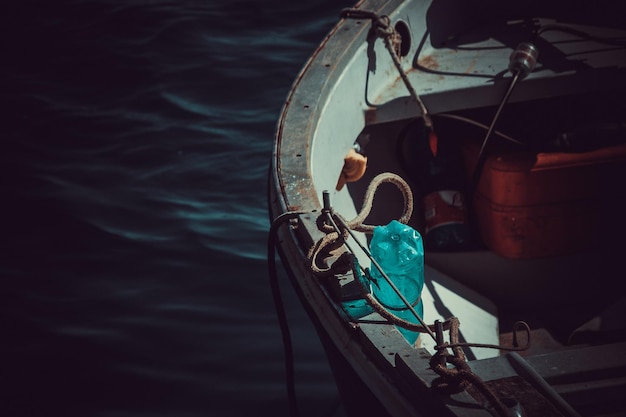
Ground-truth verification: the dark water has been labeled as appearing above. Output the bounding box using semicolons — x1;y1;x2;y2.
1;1;353;416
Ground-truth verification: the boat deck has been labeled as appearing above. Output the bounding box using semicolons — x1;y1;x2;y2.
340;88;626;359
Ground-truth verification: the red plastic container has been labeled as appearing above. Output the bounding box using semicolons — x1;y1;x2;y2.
463;140;626;259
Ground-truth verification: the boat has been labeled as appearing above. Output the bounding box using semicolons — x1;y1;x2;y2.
268;1;626;416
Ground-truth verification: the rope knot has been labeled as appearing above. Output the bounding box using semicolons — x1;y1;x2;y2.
429;351;473;394
373;15;394;36
308;211;351;276
340;8;396;41
308;172;413;277
340;6;432;125
315;209;344;234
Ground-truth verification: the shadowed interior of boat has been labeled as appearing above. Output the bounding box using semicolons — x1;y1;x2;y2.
345;88;626;354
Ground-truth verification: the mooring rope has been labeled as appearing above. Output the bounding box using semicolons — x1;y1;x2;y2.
307;169;532;417
268;210;310;417
429;318;508;417
308;172;412;276
340;8;434;130
308;172;438;342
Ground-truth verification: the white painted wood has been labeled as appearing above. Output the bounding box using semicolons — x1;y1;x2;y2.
420;265;500;360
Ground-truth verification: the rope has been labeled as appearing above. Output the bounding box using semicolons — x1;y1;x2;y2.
353;259;531;417
308;171;438;342
347;172;413;233
305;168;532;416
358;261;531;417
428;319;531;417
358;276;531;417
340;8;433;129
308;172;412;275
431;356;510;415
300;9;541;416
268;210;311;417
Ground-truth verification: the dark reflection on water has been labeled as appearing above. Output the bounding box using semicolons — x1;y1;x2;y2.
1;1;353;416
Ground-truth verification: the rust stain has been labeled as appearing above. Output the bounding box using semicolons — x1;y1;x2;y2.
465;59;477;74
417;54;439;70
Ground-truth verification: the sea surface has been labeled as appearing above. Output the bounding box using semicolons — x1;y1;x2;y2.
1;1;354;416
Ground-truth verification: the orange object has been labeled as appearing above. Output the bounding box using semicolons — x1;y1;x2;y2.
336;148;368;191
463;139;626;259
428;130;438;157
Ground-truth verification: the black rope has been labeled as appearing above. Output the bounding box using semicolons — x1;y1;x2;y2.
268;210;309;417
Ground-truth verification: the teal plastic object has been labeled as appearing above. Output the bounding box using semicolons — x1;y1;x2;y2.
369;220;424;345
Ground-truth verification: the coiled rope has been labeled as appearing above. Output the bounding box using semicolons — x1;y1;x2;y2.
308;172;412;276
308;172;437;342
